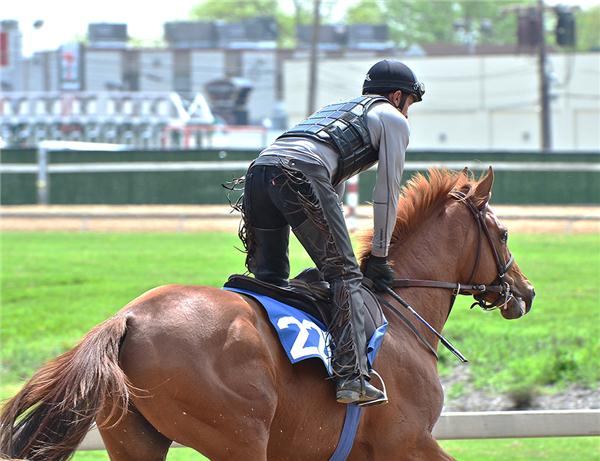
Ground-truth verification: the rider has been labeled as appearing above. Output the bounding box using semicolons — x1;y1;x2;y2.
240;59;424;405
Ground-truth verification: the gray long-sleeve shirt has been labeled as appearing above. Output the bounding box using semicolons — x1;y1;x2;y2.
259;100;410;258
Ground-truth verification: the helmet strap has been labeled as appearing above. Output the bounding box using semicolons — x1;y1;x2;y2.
398;93;409;113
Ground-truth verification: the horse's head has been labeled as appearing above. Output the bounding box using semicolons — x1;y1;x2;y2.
359;167;535;320
451;167;535;320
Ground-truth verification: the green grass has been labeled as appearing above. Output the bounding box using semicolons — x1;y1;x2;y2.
2;232;598;396
72;447;209;460
68;438;600;461
1;231;599;460
439;438;600;461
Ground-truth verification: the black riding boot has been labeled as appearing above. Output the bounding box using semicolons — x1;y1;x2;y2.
292;219;386;406
330;280;387;406
247;226;290;287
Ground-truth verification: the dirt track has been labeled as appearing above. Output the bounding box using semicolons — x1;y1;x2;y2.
1;205;598;233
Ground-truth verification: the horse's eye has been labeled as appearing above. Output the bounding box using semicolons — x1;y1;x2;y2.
501;231;509;243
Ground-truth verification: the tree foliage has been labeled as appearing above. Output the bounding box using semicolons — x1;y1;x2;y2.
575;5;600;51
187;0;600;51
189;0;313;47
346;0;386;25
346;0;531;47
190;0;279;21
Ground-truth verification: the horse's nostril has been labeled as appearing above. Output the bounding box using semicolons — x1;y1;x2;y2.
531;288;536;299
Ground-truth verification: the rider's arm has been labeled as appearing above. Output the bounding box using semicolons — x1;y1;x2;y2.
368;104;410;257
335;181;346;207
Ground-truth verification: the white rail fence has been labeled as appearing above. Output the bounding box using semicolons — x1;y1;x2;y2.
78;410;599;451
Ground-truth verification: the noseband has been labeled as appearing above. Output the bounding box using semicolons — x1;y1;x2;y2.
375;191;516;363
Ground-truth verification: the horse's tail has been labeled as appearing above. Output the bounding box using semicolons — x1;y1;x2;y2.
0;314;132;461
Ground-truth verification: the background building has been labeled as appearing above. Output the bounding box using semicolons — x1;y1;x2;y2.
1;18;599;150
284;52;600;150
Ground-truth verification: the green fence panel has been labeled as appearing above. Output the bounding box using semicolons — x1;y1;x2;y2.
0;174;37;205
3;147;598;164
48;170;247;204
47;149;257;163
358;169;600;205
405;150;600;163
0;148;37;163
1;148;598;205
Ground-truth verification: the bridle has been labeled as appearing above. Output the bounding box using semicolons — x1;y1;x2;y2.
373;190;516;363
454;190;515;311
392;190;515;313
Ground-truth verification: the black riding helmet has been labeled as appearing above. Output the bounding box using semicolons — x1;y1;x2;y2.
362;59;425;110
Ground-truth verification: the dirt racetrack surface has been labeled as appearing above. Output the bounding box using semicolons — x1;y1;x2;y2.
1;205;598;233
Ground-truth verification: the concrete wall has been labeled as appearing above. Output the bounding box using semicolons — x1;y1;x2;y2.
242;51;277;123
283;53;600;151
84;50;123;91
190;50;225;92
139;51;173;92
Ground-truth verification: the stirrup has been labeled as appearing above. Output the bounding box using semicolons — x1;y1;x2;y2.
357;370;388;407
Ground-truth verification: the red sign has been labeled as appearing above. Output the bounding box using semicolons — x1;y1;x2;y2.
60;43;81;90
0;32;8;67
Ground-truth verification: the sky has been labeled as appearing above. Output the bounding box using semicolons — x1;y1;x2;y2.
3;0;599;56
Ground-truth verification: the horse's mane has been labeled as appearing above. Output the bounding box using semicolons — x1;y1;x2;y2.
358;168;484;261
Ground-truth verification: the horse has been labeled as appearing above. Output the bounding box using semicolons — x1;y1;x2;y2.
0;167;535;461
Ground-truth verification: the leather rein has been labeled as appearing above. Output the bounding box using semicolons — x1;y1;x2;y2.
375;191;515;363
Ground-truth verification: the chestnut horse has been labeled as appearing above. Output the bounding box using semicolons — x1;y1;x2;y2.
0;168;535;461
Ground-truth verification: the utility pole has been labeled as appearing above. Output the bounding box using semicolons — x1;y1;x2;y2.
307;0;321;116
537;0;552;150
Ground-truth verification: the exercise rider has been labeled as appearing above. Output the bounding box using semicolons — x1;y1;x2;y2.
240;59;425;406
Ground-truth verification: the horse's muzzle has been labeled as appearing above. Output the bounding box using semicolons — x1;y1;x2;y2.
501;284;535;319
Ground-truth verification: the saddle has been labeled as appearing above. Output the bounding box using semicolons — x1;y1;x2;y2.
224;268;385;340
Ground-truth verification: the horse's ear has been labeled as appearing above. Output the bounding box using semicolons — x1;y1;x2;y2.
473;166;494;207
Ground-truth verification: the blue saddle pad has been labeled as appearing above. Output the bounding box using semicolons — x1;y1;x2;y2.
224;287;388;375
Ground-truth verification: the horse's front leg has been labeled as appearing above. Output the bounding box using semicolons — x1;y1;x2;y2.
351;431;456;461
412;434;457;461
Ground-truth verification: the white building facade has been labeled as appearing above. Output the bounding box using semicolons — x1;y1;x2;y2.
283;53;600;151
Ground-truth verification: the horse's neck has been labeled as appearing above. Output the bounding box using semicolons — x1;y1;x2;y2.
389;208;469;340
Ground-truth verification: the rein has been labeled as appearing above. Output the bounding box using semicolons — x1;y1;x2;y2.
376;191;515;362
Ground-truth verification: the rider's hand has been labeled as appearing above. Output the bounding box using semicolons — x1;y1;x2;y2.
363;255;395;292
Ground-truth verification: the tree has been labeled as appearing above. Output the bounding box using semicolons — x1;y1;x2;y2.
346;0;386;25
190;0;279;21
575;5;600;51
453;0;529;45
344;0;534;47
386;0;458;45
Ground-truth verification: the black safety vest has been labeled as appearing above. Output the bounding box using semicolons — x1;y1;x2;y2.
277;95;390;185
